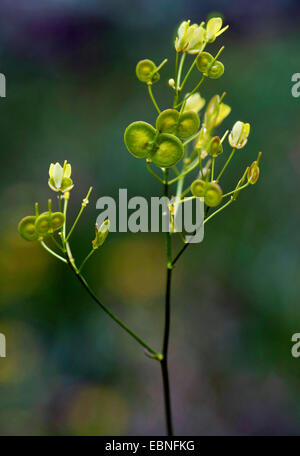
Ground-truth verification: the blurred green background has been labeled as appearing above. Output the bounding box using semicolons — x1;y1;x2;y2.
1;0;300;435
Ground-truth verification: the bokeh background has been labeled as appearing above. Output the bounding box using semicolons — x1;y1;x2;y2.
1;0;300;436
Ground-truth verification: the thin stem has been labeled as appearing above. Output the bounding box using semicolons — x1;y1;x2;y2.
168;157;199;185
174;53;185;107
50;235;64;252
146;160;165;184
79;249;95;273
40;241;67;263
160;168;173;436
66;252;161;359
211;157;215;181
147;83;160;114
58;192;62;212
203;199;233;225
180;41;206;90
222;182;249;198
216;148;236;182
175;75;205;108
183;130;201;147
66;187;93;242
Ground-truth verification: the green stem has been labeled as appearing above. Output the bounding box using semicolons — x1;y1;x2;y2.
40;241;67;263
168;157;199;185
183;130;201;147
66;187;93;242
222;182;249;198
79;249;95;273
147;83;160;114
160;168;173;436
180;41;206;90
175;75;205;109
146;161;165;184
174;53;185;108
65;249;161;359
216;148;236;182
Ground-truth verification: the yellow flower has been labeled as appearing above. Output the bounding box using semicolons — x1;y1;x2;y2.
229;121;250;149
205;17;229;43
48;161;73;192
183;93;205;113
175;20;206;54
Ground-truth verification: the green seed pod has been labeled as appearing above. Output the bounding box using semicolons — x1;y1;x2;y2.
150;133;184;168
156;109;200;140
156;109;178;135
35;211;53;236
207;136;223;157
247;162;260;184
204;182;223;207
177;111;200;139
208;61;224;79
191;179;206;197
196;52;214;73
136;59;160;84
18;216;39;241
51;212;65;231
124;121;156;159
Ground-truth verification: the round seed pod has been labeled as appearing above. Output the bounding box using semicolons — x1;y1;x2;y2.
150;133;184;168
191;179;206;197
124;121;156;159
247;162;260;184
156;109;178;135
156;109;200;140
51;212;65;231
196;52;214;73
177;111;200;139
18;216;39;241
136;59;160;84
204;182;223;207
208;60;224;79
35;212;53;236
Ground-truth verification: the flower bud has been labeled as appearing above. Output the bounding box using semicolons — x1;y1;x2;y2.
92;219;110;249
168;78;175;88
229;121;250;149
207;136;223;157
247;161;260;184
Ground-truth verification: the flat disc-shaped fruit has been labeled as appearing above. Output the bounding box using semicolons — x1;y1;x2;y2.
51;212;65;230
124;121;156;159
136;59;160;83
18;216;39;241
196;52;214;73
35;212;53;235
208;61;224;79
177;111;200;139
150;133;184;168
204;182;223;207
156;109;200;140
191;179;206;197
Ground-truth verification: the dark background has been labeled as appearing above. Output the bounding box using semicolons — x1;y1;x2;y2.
0;0;300;435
